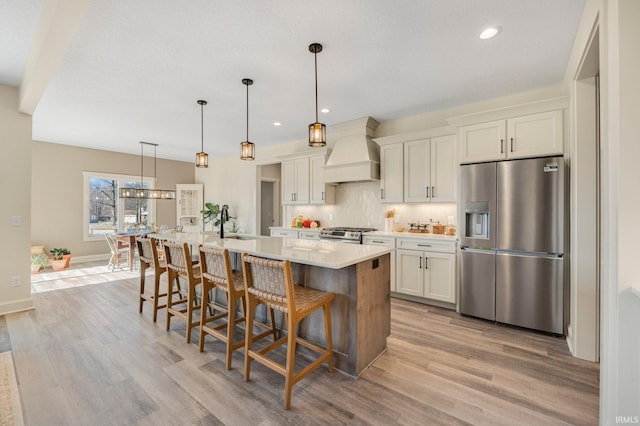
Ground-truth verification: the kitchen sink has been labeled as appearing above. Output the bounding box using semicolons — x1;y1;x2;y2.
222;234;258;240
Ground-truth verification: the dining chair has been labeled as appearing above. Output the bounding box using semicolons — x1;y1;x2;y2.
164;240;202;343
198;246;276;369
105;233;128;272
241;253;335;410
136;237;168;322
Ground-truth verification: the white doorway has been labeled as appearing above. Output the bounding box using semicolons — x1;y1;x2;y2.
257;163;281;236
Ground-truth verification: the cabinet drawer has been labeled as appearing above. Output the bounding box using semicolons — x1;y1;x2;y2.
363;236;395;247
299;231;320;240
397;238;456;253
270;229;298;238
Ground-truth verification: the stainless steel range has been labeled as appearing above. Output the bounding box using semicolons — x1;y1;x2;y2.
319;227;377;244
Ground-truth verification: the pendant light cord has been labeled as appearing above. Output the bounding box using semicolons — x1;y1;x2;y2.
200;103;204;151
246;83;249;140
314;50;319;123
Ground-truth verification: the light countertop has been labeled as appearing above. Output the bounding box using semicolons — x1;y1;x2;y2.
364;230;458;241
150;232;392;269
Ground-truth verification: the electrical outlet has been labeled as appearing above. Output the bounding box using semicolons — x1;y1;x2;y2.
10;276;21;287
394;214;400;223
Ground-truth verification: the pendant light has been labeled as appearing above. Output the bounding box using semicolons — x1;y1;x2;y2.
195;99;208;168
119;141;176;200
308;42;326;147
240;78;255;160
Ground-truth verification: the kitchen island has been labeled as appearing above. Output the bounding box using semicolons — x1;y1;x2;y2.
151;232;392;377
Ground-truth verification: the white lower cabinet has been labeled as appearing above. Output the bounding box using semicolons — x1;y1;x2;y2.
363;236;396;291
298;230;321;240
270;229;299;238
396;238;456;304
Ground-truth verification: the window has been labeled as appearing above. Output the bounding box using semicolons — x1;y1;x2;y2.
82;171;156;241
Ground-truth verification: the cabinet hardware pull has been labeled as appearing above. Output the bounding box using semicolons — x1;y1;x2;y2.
322;191;324;200
418;244;432;247
380;188;384;199
432;186;435;198
425;257;429;269
500;139;504;154
372;240;384;244
426;187;429;198
510;137;514;152
419;256;422;269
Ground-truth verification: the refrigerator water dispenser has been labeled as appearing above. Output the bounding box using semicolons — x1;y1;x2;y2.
465;202;489;239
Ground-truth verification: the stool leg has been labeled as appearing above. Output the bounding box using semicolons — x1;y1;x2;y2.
324;302;334;372
283;319;297;410
139;263;146;314
199;282;210;352
244;296;255;382
152;271;161;322
166;273;175;331
225;291;234;370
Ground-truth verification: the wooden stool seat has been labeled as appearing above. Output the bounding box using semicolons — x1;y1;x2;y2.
136;236;169;322
198;246;276;369
164;241;202;343
241;254;335;410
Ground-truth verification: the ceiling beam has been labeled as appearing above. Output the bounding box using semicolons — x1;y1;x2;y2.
19;0;90;115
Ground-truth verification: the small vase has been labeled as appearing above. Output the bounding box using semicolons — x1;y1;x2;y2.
384;218;394;233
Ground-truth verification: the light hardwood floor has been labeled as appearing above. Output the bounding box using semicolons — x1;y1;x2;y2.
3;263;599;425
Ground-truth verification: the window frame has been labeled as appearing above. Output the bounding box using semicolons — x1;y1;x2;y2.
82;171;157;242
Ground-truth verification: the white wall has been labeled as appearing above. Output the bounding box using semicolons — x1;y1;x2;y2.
564;0;640;422
0;84;34;315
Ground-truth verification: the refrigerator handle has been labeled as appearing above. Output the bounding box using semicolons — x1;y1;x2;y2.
500;139;504;154
510;137;514;152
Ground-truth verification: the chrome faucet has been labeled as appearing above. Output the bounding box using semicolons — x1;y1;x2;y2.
220;205;229;239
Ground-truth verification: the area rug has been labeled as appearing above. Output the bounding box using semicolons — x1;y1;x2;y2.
0;351;24;426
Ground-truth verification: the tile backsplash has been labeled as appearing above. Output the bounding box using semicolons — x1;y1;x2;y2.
284;181;457;230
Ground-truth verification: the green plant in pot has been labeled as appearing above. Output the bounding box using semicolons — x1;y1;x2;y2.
31;253;49;274
201;203;235;232
49;248;70;271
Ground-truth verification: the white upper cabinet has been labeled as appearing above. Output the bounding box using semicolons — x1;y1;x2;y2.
380;143;404;203
309;154;335;205
430;134;457;202
281;157;309;205
507;110;564;159
282;150;334;206
404;135;457;203
459;110;564;163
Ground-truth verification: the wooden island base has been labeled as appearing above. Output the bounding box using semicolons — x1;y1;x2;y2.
291;253;391;377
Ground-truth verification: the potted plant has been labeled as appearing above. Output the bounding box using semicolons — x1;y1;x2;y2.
31;253;49;274
49;248;68;271
60;248;72;268
201;203;235;232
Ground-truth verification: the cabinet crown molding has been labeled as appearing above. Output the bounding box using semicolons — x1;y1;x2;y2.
446;96;569;127
373;125;456;146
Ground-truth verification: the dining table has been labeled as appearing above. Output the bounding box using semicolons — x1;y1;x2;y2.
116;231;147;271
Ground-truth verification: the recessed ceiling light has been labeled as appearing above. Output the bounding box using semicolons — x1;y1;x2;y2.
273;122;282;126
479;26;501;39
320;108;330;114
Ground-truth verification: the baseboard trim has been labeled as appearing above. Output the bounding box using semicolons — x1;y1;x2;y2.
391;292;456;310
0;298;34;316
69;253;110;264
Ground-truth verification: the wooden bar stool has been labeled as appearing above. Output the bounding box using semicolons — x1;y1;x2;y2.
164;241;202;343
136;237;168;322
241;253;335;410
198;246;277;369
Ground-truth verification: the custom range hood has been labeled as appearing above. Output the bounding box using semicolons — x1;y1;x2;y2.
323;117;380;183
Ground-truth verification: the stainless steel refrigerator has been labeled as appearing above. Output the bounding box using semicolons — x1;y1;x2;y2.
460;156;564;334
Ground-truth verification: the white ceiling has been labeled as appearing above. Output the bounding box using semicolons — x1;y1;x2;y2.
1;0;586;162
